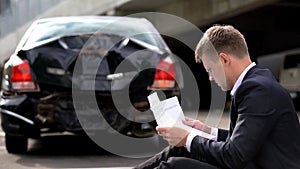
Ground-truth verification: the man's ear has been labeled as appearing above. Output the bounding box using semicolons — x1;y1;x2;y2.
219;53;230;65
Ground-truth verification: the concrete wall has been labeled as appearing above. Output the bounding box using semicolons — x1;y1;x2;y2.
156;0;279;27
0;0;279;64
116;0;279;27
0;0;130;63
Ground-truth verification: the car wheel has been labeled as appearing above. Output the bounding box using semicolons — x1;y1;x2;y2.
5;134;28;154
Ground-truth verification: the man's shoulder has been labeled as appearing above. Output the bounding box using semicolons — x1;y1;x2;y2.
244;66;274;80
241;66;278;87
237;66;288;98
235;67;281;96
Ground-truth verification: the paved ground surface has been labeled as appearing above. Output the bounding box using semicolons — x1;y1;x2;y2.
0;111;299;169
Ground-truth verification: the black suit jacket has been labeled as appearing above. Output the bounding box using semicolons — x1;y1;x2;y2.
190;66;300;169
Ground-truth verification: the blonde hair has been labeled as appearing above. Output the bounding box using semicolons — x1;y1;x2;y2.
195;25;249;63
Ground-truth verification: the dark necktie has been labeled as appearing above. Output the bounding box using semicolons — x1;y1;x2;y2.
229;95;237;137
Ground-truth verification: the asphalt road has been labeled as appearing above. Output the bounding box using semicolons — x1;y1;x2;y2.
0;120;149;169
0;111;299;169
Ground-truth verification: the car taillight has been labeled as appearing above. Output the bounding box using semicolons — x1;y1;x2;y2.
150;58;176;89
11;61;38;91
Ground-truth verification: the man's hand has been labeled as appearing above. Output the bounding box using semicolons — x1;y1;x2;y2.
183;117;212;134
156;126;189;147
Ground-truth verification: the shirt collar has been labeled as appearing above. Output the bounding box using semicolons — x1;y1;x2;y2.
230;62;256;96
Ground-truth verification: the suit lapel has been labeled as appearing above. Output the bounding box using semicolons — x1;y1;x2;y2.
227;66;258;140
230;66;257;131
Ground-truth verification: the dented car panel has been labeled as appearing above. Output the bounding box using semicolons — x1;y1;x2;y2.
17;34;162;90
0;16;181;153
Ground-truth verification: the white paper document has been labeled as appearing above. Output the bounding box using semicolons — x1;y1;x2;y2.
147;92;215;140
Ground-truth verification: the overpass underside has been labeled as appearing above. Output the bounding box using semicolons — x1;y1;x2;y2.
0;0;299;62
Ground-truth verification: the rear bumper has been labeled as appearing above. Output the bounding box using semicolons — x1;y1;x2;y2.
1;113;39;138
0;93;83;137
0;88;180;138
0;109;34;125
0;94;37;137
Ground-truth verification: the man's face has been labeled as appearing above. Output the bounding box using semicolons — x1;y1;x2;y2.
201;54;228;91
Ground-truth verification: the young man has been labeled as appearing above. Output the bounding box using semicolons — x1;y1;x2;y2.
134;25;300;169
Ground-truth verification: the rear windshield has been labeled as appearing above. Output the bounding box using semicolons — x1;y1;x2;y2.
23;18;167;49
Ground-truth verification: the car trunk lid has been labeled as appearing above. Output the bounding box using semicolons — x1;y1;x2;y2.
19;34;166;91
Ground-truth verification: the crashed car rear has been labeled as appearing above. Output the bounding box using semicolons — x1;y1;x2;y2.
0;16;182;153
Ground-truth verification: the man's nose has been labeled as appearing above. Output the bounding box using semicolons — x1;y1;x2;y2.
209;76;214;81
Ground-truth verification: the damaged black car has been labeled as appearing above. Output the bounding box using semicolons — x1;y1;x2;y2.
0;16;182;153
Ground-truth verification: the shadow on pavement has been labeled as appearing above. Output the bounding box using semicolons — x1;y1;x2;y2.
14;135;147;168
27;134;107;155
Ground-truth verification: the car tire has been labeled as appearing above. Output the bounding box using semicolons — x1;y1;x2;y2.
5;134;28;154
